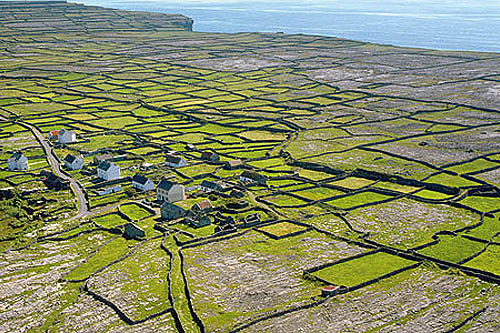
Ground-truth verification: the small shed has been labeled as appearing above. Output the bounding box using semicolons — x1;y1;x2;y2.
200;180;222;193
161;201;186;221
201;151;220;162
224;159;242;170
124;222;145;239
192;200;213;214
240;170;267;185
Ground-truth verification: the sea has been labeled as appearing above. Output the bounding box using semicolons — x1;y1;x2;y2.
75;0;500;52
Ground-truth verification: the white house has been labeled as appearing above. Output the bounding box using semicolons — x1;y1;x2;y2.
165;154;187;168
157;179;185;203
63;154;84;170
97;161;120;181
58;128;76;144
132;174;155;191
8;152;28;171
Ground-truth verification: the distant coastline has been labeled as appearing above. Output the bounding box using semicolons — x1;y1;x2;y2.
72;0;500;53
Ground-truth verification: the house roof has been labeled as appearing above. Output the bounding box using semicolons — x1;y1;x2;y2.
201;151;218;159
9;151;25;161
241;170;266;182
98;161;116;171
95;153;113;162
193;200;213;211
157;179;174;191
161;201;185;212
132;174;150;185
49;130;59;136
200;180;221;190
226;159;242;167
165;154;182;164
64;154;76;163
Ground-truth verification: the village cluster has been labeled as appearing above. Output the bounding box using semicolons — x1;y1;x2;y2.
7;127;270;238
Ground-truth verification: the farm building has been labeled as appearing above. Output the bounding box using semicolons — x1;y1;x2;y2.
244;213;261;226
224;159;242;170
97;161;120;181
200;180;223;193
191;199;213;214
124;222;145;239
97;185;122;196
93;153;113;165
48;130;59;141
157;179;185;203
165;153;186;168
41;171;68;190
161;201;186;221
8;151;28;171
132;174;155;191
240;170;267;185
63;154;84;170
185;214;211;228
201;151;220;161
58;128;76;144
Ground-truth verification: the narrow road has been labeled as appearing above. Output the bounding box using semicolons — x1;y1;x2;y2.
20;122;89;220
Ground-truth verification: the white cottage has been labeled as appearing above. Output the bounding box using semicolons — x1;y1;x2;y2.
58;128;76;144
97;161;120;181
157;179;185;203
132;174;155;191
63;154;84;170
165;153;187;168
8;152;28;171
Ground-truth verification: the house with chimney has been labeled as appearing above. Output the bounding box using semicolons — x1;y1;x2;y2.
58;128;77;144
8;152;28;171
132;174;154;191
63;154;84;170
157;179;185;203
165;153;186;168
97;161;120;181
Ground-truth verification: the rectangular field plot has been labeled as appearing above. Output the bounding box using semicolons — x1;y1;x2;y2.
327;177;376;190
418;234;484;263
445;158;499;175
425;172;483;188
311;252;416;287
257;222;308;238
182;230;364;332
458;196;500;213
372;181;421;194
263;193;310;207
326;191;392;210
465;244;500;275
291;186;345;201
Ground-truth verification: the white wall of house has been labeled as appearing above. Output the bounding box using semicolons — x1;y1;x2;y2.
8;155;28;171
240;175;254;183
157;184;185;203
98;164;120;181
64;156;84;170
59;130;76;144
133;179;155;191
165;158;187;168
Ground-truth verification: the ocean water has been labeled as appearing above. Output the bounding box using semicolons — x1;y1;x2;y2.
76;0;500;52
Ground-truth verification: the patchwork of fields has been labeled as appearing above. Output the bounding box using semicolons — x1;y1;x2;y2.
2;1;500;332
